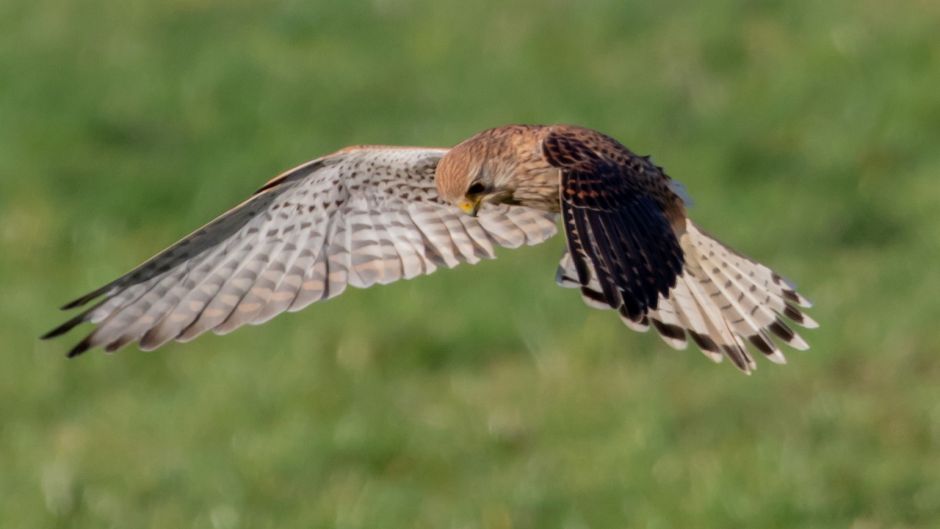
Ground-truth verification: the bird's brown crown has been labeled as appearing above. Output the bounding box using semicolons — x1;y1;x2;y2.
435;140;485;205
435;125;558;211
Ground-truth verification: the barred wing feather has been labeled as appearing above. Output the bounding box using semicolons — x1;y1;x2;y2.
44;147;558;356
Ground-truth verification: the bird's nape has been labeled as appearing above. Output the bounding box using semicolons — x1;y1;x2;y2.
44;124;816;373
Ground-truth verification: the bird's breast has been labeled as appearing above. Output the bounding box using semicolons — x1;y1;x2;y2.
510;166;562;212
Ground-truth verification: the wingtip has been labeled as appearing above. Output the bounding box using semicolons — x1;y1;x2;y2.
60;299;84;311
66;337;93;358
60;288;107;311
40;328;61;341
41;314;87;340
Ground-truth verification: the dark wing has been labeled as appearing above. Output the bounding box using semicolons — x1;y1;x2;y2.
547;128;817;373
543;128;685;322
44;147;558;357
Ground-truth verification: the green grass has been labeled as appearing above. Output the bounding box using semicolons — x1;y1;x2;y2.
2;0;939;527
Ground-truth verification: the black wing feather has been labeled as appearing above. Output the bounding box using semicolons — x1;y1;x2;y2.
544;130;684;320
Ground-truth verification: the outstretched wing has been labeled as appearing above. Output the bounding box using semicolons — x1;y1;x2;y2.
543;127;685;321
44;146;558;356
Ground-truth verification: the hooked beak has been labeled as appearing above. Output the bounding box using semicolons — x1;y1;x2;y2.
457;196;483;217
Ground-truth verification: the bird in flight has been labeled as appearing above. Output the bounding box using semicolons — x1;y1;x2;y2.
44;124;816;373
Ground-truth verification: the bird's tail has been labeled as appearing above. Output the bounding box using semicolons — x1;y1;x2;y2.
557;219;817;372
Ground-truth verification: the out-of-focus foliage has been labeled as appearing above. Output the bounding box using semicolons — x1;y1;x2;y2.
2;0;938;527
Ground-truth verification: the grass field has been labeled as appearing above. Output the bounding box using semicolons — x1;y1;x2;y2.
2;0;939;527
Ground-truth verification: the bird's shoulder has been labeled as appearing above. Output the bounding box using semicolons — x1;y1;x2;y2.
541;125;648;173
541;125;686;221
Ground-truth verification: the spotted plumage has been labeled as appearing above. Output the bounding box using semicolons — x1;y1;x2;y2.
45;124;816;373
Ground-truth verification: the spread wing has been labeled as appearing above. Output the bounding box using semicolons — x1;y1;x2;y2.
543;128;685;321
44;146;558;356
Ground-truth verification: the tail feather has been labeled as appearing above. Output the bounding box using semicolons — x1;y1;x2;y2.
674;221;816;371
661;275;722;362
686;239;786;364
680;270;756;372
689;224;813;309
645;298;689;350
555;219;816;373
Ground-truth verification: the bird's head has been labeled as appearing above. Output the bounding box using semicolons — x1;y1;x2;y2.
435;138;516;217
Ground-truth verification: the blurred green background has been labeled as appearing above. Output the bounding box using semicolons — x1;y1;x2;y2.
2;0;939;527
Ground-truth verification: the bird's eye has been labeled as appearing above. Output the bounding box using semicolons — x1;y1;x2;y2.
467;182;486;195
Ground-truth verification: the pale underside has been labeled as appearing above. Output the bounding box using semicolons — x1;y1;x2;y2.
48;145;816;373
50;147;557;355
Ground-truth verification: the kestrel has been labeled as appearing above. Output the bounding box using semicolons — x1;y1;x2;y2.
44;124;816;373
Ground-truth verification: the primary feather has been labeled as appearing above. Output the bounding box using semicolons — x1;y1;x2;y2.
46;124;816;373
44;146;557;356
